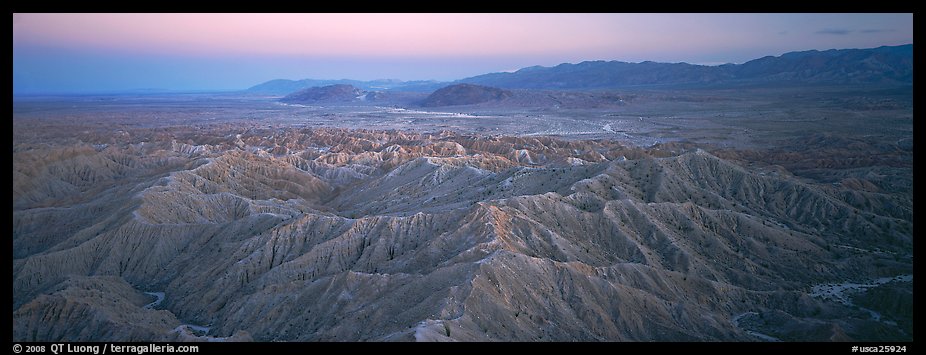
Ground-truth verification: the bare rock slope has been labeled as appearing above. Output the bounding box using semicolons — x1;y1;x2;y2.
13;125;912;341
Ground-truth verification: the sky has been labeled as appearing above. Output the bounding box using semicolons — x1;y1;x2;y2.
12;13;913;94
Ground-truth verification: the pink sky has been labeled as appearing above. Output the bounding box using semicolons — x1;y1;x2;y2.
14;13;631;58
15;13;911;60
12;13;913;92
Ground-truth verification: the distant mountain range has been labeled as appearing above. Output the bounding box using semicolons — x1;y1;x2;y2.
459;44;912;89
249;44;912;95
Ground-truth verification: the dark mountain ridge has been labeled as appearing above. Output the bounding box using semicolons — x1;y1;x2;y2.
250;44;912;95
459;45;912;89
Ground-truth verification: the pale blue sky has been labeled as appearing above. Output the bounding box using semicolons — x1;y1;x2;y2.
12;13;913;94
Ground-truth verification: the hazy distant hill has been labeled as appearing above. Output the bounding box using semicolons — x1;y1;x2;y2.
279;84;428;105
458;44;912;89
280;84;368;103
248;79;444;95
420;84;513;107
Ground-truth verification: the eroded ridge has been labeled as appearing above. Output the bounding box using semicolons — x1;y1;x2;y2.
13;125;912;341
